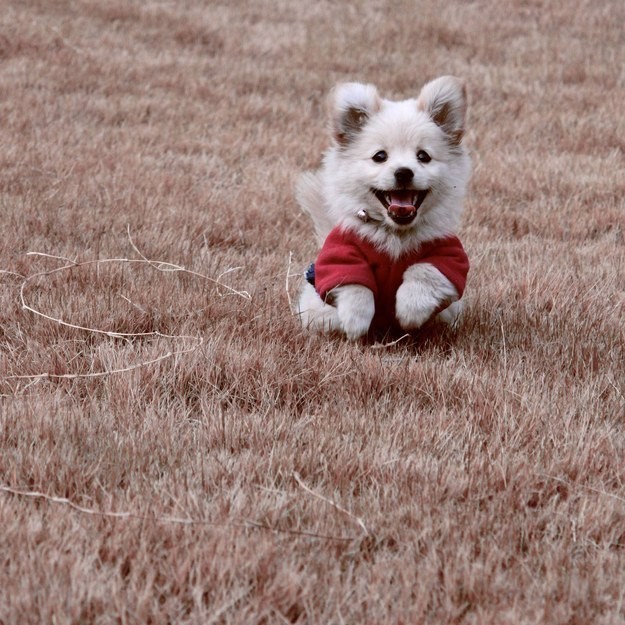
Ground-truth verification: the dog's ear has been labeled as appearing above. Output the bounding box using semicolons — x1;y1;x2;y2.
329;82;381;146
417;76;467;146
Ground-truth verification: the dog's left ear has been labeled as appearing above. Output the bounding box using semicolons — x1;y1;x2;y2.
329;82;382;146
417;76;467;146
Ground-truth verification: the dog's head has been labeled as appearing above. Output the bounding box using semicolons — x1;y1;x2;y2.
323;76;470;246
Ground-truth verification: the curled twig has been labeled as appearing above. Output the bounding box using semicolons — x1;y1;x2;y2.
3;230;251;382
19;258;195;339
126;226;251;299
5;337;203;381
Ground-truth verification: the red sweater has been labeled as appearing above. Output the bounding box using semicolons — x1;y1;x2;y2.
314;227;469;331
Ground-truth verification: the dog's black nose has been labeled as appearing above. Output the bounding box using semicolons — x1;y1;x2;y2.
394;167;414;186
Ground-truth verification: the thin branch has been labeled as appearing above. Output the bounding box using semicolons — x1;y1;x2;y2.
293;471;370;536
243;517;355;542
0;483;355;541
126;225;251;299
119;293;148;315
11;237;251;375
0;483;140;521
26;251;78;264
285;251;293;311
607;377;625;402
0;241;243;381
0;269;26;280
370;334;410;349
20;258;184;339
126;224;160;268
5;337;203;381
539;473;625;506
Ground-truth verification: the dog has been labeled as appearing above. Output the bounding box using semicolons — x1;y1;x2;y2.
296;76;471;340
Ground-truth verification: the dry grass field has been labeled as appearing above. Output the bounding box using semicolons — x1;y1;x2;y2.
1;0;624;623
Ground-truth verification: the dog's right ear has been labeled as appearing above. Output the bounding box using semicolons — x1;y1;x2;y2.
329;83;381;146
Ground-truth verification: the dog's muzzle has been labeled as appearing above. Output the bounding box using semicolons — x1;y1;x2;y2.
372;188;429;225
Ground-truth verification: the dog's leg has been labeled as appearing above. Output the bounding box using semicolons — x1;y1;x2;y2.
436;299;463;327
395;263;459;330
297;282;341;334
333;284;375;340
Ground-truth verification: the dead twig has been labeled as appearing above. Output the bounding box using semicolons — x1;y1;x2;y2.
0;269;26;280
243;517;356;542
285;251;294;311
370;334;410;349
0;483;355;541
5;337;203;381
3;233;253;381
126;225;251;300
293;471;370;536
539;473;625;506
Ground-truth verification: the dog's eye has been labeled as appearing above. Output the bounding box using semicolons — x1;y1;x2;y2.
417;150;431;163
372;150;388;163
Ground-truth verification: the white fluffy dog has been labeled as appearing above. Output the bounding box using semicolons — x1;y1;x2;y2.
297;76;471;340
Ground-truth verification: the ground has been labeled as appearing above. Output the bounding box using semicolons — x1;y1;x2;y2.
0;1;624;623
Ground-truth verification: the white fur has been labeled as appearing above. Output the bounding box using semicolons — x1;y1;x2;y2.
395;263;459;330
297;282;340;333
296;283;375;340
334;284;375;340
296;76;470;339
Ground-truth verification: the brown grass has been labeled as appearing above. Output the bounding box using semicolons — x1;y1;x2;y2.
1;0;624;623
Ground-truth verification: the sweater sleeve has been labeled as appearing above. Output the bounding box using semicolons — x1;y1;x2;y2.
314;228;378;302
418;236;470;297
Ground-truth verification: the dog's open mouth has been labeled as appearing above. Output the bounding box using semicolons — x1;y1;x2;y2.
372;188;429;225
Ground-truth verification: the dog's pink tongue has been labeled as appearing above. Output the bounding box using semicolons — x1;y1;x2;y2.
389;191;415;217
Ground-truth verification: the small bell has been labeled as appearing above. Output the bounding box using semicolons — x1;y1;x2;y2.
357;209;368;222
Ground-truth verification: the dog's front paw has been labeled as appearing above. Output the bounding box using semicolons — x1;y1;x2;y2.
334;285;375;340
395;280;438;330
395;263;460;331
